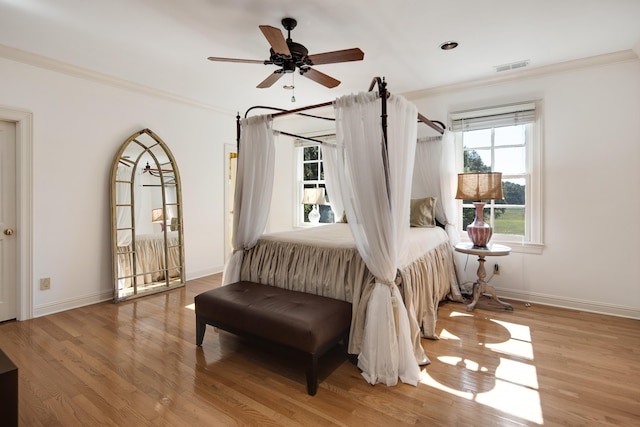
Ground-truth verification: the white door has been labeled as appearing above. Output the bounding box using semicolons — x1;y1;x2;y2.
0;120;17;322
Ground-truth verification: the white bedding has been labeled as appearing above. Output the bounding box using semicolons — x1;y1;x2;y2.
260;223;449;266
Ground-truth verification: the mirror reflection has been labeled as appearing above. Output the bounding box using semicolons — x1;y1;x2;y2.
110;128;184;302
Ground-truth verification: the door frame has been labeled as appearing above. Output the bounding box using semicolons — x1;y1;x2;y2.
0;107;33;320
223;144;237;263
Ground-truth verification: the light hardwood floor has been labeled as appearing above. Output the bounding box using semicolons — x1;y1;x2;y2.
1;274;639;426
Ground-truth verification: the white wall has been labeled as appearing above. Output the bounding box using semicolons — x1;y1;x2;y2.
412;55;640;318
0;57;236;317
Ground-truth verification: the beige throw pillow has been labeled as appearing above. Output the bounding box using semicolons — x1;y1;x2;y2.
410;197;437;227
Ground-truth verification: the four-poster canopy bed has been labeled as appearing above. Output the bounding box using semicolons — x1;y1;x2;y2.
222;76;463;388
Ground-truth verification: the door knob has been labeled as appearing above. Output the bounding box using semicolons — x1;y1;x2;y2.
4;228;14;236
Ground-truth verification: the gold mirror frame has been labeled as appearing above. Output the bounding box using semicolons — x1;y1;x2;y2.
110;128;185;302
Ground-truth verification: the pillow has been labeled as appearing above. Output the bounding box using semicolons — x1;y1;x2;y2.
410;197;437;228
337;211;348;223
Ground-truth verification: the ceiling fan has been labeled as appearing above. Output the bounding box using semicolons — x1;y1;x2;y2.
208;17;364;89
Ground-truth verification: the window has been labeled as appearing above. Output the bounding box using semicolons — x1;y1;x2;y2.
297;142;335;225
452;102;543;252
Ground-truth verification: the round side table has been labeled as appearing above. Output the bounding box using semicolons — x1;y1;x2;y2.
454;242;513;312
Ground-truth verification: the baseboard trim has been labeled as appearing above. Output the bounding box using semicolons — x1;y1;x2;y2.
186;266;223;281
32;268;224;318
495;288;640;320
33;290;113;318
31;274;637;320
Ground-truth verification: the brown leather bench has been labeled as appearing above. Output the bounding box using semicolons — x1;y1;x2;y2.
195;281;352;395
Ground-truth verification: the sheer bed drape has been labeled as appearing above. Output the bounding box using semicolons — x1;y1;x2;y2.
412;132;459;243
222;115;275;285
330;92;420;386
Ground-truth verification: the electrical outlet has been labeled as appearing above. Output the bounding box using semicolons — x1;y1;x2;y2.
494;264;500;275
40;277;51;290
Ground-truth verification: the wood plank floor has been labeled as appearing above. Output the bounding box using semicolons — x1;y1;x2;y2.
1;274;639;426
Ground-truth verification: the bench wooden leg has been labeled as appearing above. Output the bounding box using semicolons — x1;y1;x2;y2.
196;318;206;346
306;354;319;396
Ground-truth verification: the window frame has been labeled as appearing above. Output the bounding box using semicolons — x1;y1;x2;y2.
295;136;336;227
452;101;543;254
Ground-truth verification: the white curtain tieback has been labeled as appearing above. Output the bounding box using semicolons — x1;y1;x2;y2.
376;278;395;287
392;295;400;337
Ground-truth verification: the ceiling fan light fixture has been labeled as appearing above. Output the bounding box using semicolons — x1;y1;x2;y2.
440;41;459;51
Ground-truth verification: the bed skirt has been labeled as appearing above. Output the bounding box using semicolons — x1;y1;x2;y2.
239;235;462;357
117;233;181;288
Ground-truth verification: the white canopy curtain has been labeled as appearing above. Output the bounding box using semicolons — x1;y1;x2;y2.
222;114;276;285
412;131;460;243
320;141;345;222
331;91;421;386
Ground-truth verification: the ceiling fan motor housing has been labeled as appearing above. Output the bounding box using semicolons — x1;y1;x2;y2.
270;41;311;73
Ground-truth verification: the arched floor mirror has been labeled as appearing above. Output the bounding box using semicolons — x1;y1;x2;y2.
110;128;185;302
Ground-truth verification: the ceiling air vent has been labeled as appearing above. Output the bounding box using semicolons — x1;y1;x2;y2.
495;60;530;73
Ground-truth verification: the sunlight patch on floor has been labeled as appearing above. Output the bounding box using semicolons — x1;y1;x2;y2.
491;319;532;341
184;303;195;311
419;370;475;400
420;311;543;424
449;311;474;318
495;357;539;389
437;356;485;372
475;373;543;424
439;328;461;340
486;338;534;360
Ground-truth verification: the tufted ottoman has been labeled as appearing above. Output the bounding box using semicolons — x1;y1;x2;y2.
195;281;352;395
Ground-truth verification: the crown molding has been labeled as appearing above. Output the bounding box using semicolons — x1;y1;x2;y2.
0;43;235;116
403;50;639;100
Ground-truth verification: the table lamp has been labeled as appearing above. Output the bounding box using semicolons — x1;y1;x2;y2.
455;172;503;248
151;208;165;231
302;188;326;224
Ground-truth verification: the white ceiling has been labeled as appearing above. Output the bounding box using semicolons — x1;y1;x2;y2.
1;0;639;114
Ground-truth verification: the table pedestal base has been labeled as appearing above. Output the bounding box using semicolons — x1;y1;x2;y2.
466;281;514;311
465;255;513;312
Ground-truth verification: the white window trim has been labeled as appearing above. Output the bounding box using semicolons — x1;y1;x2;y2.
294;134;335;227
452;101;544;254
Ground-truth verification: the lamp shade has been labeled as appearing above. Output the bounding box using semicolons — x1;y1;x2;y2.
301;188;326;205
455;172;503;201
151;208;164;223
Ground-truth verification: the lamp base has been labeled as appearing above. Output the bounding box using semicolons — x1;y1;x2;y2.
308;205;320;224
467;202;492;248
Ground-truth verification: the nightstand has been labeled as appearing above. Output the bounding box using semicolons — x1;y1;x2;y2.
454;242;513;312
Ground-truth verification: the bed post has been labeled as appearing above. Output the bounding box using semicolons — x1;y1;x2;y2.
379;77;388;145
236;112;241;154
375;77;392;203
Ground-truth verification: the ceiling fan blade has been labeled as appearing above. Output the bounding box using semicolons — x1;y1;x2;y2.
307;48;364;65
303;68;341;88
257;71;284;88
208;56;266;64
259;25;291;57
